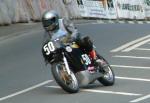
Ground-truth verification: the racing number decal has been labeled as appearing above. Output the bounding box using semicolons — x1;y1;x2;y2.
43;42;55;55
82;54;91;65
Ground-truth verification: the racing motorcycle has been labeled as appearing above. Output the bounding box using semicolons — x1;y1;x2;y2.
42;36;115;93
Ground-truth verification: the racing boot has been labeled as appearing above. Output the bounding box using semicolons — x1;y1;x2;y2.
89;50;107;71
89;50;100;67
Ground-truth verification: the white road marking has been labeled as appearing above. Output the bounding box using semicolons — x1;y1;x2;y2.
138;21;144;24
0;80;53;102
76;22;99;25
130;94;150;102
128;21;134;24
116;76;150;82
96;20;104;24
134;48;150;51
0;29;43;44
46;86;142;96
82;89;141;96
19;22;38;25
118;21;125;23
122;38;150;52
113;55;150;60
110;35;150;52
45;85;61;89
111;65;150;70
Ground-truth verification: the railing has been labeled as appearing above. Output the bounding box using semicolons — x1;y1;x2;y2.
0;0;150;25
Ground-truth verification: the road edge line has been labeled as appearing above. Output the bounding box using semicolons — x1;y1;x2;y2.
0;80;53;102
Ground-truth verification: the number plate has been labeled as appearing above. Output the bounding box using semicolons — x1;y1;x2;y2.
43;41;55;55
81;54;91;65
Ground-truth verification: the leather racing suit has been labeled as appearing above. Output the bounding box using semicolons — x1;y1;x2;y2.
42;18;95;63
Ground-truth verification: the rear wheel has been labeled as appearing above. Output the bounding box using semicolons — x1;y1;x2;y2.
96;54;115;86
51;62;79;93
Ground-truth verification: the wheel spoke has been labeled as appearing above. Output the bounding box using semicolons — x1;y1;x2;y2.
56;64;78;89
103;66;113;81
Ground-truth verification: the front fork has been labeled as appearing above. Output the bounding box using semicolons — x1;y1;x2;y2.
62;53;71;75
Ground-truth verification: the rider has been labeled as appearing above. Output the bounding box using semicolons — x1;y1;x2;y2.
42;10;100;67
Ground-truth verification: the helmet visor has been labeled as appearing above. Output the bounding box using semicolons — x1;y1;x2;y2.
43;17;56;27
47;23;57;31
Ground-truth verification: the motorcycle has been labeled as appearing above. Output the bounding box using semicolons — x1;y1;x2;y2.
42;36;115;93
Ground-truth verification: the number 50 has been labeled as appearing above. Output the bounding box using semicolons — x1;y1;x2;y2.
43;42;55;55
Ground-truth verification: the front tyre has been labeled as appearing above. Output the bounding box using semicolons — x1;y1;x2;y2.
97;55;115;86
51;62;79;93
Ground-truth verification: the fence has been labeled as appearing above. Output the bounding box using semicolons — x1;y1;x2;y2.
0;0;150;25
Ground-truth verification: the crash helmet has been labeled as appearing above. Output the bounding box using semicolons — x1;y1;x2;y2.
42;10;59;32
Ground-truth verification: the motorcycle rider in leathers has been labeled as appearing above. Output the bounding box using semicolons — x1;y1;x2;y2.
42;10;100;68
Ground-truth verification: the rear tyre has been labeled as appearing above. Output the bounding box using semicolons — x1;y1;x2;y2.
96;54;115;86
51;62;79;93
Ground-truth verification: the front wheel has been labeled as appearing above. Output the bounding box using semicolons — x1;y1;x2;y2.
51;62;79;93
97;55;115;86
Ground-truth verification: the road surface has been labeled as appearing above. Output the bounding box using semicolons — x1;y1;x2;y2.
0;21;150;103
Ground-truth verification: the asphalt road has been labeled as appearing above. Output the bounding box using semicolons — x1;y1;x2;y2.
0;22;150;103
